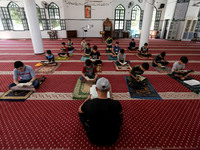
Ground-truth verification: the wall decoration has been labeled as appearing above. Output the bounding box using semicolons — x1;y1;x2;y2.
173;0;190;20
65;1;111;6
85;5;91;18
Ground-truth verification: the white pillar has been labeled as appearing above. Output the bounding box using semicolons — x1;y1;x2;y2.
139;0;155;49
23;0;44;54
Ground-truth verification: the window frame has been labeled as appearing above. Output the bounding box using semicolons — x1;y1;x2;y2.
7;2;24;31
114;4;125;30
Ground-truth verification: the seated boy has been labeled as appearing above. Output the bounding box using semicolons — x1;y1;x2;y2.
138;43;152;57
128;38;138;51
127;63;149;89
81;38;87;50
105;35;113;51
41;50;57;66
9;61;40;91
79;59;98;82
90;45;102;66
115;49;130;66
171;56;194;80
84;43;91;57
67;38;74;51
110;42;121;57
58;42;69;57
152;52;169;68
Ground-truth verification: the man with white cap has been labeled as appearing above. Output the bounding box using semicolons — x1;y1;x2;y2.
78;77;123;145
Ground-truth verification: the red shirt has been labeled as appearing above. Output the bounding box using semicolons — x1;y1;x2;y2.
82;66;97;74
60;46;68;52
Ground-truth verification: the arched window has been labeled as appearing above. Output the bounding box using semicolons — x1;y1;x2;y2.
8;2;23;30
150;7;157;30
114;4;125;30
48;2;60;19
48;2;61;30
130;5;141;36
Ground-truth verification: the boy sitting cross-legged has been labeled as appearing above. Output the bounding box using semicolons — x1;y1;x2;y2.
79;59;99;82
58;42;69;57
41;50;57;66
67;38;74;52
138;43;152;57
127;63;149;89
171;56;194;80
90;45;102;66
9;61;40;91
110;42;121;57
105;35;113;51
128;38;138;51
152;52;169;68
83;43;92;57
115;49;130;66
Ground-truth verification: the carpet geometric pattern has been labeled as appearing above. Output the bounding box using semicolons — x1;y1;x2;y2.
35;63;61;73
124;76;162;100
150;64;171;73
168;74;200;94
114;62;132;71
0;38;200;149
0;89;33;101
72;78;94;100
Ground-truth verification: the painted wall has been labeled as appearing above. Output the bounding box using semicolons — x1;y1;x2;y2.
0;0;199;39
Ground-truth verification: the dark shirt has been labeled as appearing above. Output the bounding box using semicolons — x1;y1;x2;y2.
153;54;164;64
85;47;91;54
90;51;101;59
141;46;148;53
106;38;113;44
113;46;121;53
129;42;136;48
81;98;123;143
131;65;144;77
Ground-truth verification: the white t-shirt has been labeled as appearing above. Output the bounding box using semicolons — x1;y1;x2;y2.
171;61;185;73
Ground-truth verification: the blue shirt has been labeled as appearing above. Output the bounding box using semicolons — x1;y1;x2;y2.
113;46;121;53
13;65;36;80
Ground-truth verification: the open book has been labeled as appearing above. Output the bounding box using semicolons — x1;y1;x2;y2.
136;75;146;81
91;59;100;61
85;76;94;81
17;82;32;87
160;65;165;68
183;79;200;86
90;85;110;99
120;62;127;66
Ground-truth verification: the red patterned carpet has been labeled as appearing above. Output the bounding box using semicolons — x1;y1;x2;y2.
0;38;200;149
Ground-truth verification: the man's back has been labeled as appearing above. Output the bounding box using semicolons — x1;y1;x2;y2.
81;98;123;145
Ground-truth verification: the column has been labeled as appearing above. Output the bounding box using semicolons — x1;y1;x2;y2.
139;0;155;49
23;0;44;54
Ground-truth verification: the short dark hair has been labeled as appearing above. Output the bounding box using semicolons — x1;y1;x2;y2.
180;56;188;64
144;43;148;46
85;59;92;66
161;52;166;57
116;42;119;44
93;45;97;50
14;61;24;68
68;38;71;41
120;49;125;54
87;43;90;46
142;63;149;70
82;38;85;40
62;42;65;45
132;38;135;41
47;50;52;54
